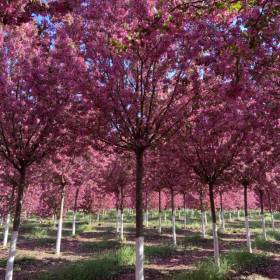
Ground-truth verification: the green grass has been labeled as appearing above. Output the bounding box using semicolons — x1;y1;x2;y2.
34;237;56;245
78;223;94;233
187;221;202;230
0;259;6;268
224;250;268;271
266;230;280;241
31;228;49;238
174;250;268;280
37;246;135;280
253;235;275;252
145;245;176;258
181;234;211;248
81;240;121;252
174;258;230;280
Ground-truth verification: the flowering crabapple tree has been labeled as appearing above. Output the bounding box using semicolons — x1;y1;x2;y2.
265;170;280;229
0;0;81;26
0;22;86;280
181;178;209;237
145;153;167;235
38;147;102;253
176;89;250;265
150;145;184;245
64;1;206;278
101;155;133;240
66;148;106;236
233;124;273;251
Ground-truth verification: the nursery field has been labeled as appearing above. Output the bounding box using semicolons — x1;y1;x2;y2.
0;210;279;280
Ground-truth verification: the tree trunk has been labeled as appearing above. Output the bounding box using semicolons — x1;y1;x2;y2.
199;190;206;238
244;184;252;253
219;192;225;231
158;190;162;234
145;210;149;228
5;168;26;280
144;192;148;228
204;211;208;225
259;190;267;240
89;214;92;226
135;149;144;280
116;208;120;233
3;213;10;248
201;211;206;238
183;193;187;229
56;182;66;255
52;214;57;229
267;190;275;230
120;187;125;241
208;182;220;266
3;184;16;249
171;189;176;246
72;188;80;237
120;208;124;241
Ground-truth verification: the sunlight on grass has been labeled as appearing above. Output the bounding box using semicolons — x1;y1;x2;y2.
37;246;135;280
174;250;268;280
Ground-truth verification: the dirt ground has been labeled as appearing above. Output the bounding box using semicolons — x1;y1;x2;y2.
0;211;279;280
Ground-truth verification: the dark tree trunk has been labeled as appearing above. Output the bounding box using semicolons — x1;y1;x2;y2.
199;190;204;212
183;192;186;211
8;185;16;214
73;188;79;213
120;186;124;214
209;183;216;224
171;189;175;215
158;190;161;214
219;192;223;213
259;189;267;239
12;168;26;232
135;149;144;238
145;191;148;212
267;190;272;214
244;184;248;217
259;189;264;215
208;182;220;265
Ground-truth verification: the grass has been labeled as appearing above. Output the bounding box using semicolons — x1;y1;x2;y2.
34;237;56;245
181;234;211;248
0;259;6;268
0;256;36;270
266;230;280;241
174;258;230;280
77;223;94;233
253;235;275;252
16;256;37;266
224;250;268;272
81;240;121;252
37;246;135;280
186;221;202;230
174;250;268;280
31;228;49;238
145;245;176;258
